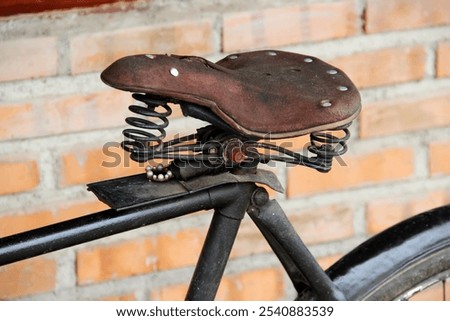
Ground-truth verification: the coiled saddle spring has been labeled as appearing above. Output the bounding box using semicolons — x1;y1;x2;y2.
250;123;351;173
121;93;172;163
120;93;352;179
308;123;351;172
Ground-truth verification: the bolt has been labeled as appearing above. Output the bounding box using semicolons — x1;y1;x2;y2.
232;149;246;163
304;57;313;63
320;99;332;107
170;68;179;77
247;205;260;216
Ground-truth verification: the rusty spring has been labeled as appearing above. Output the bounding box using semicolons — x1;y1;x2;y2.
121;93;351;174
121;93;172;162
253;123;351;172
308;123;351;172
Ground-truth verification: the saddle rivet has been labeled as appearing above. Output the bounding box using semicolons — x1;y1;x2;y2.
229;55;239;60
145;54;156;59
320;99;332;107
304;57;313;63
267;51;277;56
337;85;348;91
170;67;179;77
327;69;338;75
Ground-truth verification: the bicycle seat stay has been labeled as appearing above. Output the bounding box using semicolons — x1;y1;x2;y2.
101;50;361;139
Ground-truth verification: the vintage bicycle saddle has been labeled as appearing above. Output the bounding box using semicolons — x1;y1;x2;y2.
101;50;361;139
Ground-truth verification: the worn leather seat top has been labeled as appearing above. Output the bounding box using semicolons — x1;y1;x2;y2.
101;50;361;139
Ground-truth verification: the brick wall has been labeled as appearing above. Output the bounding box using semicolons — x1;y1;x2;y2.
0;0;449;300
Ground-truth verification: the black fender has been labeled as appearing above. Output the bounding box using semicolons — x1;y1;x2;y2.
298;204;450;300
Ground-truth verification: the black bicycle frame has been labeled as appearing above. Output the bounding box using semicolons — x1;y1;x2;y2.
0;172;345;300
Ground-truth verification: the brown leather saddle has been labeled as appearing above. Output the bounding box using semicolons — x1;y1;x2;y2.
101;50;361;139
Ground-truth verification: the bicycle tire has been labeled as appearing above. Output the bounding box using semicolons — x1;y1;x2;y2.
297;204;450;300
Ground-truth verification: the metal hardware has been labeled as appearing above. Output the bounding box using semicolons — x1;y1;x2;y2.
320;99;332;107
87;169;284;211
308;123;351;172
170;67;179;76
121;94;172;163
145;164;173;182
222;138;247;165
120;93;352;175
251;187;269;207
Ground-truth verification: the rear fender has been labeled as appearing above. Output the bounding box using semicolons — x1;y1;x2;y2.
326;204;450;299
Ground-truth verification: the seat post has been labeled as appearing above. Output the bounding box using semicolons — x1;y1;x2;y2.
185;183;256;300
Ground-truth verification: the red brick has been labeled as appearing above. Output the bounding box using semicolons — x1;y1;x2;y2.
57;200;109;221
410;281;447;301
0;103;33;140
365;0;450;33
217;268;284;300
287;147;414;197
0;257;56;299
150;283;188;301
223;1;358;52
77;238;156;284
0;159;39;195
151;268;284;300
102;293;137;301
331;46;426;88
0;37;58;82
0;200;108;238
229;206;351;258
59;144;143;187
155;228;206;271
77;227;209;284
232;205;352;256
429;140;450;176
230;219;272;259
360;91;450;138
70;19;214;74
0;210;53;237
0;90;132;141
437;41;450;78
366;190;448;234
289;204;354;245
317;254;342;270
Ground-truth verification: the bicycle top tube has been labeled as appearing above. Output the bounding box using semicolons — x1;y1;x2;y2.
0;172;273;267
